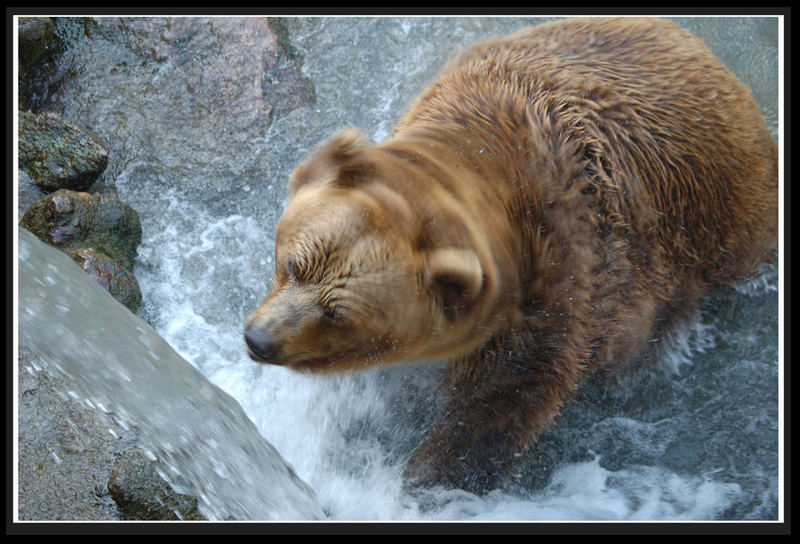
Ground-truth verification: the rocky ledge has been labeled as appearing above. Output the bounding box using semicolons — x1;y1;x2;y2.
16;15;315;521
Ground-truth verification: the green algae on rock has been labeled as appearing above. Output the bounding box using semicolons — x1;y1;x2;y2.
20;189;142;273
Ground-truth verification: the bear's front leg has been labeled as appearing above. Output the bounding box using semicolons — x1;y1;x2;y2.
403;327;587;494
403;388;524;494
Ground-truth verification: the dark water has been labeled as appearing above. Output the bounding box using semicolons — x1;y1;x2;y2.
17;16;782;521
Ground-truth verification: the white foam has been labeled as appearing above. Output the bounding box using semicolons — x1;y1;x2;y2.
734;260;779;296
660;314;718;375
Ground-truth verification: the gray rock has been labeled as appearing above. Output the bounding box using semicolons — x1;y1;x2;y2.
18;110;109;193
26;17;316;216
87;16;316;122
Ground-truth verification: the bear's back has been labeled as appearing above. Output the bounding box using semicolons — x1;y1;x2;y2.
422;17;778;282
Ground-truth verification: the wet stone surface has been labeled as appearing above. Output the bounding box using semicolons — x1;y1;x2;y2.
20;189;142;273
20;189;144;313
18;110;109;193
70;247;143;312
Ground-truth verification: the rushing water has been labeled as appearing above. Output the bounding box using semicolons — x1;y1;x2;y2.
17;229;325;521
16;16;782;521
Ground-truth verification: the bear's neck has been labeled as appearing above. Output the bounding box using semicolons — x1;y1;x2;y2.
371;128;540;319
385;76;593;302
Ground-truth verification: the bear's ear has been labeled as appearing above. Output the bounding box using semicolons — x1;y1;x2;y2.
289;128;371;195
425;247;484;317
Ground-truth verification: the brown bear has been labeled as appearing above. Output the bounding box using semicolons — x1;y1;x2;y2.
244;17;778;493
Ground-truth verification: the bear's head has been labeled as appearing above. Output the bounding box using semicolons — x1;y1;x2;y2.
244;129;513;372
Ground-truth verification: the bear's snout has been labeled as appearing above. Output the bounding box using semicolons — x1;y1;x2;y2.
244;324;280;364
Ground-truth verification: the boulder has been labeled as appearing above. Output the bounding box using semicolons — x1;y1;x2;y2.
20;189;141;273
18;110;109;193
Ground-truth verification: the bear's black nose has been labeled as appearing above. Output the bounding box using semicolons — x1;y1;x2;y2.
244;325;279;362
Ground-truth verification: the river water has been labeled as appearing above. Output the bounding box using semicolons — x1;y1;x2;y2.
16;16;783;522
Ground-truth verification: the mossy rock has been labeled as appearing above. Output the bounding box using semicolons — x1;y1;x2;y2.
20;189;142;272
18;110;109;193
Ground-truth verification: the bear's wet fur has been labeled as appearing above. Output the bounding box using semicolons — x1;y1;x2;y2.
245;17;778;493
